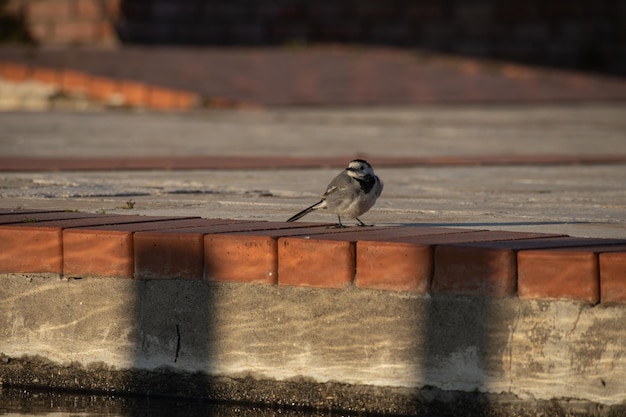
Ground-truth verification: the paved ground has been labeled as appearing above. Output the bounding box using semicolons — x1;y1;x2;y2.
1;104;625;239
1;46;624;238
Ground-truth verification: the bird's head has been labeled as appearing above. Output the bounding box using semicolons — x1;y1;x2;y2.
346;159;375;178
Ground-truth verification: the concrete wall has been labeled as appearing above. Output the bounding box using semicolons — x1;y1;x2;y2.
1;273;625;414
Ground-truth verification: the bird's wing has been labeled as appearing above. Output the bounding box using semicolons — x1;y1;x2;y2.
375;176;384;197
322;172;353;197
322;185;338;198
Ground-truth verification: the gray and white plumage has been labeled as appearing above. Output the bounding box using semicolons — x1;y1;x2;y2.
287;159;383;227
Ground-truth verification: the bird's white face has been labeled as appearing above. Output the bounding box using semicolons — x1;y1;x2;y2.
346;159;374;178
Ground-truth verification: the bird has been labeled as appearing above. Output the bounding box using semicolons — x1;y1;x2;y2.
286;159;383;227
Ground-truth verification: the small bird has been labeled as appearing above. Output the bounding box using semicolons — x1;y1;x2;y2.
287;159;383;227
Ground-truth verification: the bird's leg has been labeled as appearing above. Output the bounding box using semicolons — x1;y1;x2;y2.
336;215;346;228
356;217;370;227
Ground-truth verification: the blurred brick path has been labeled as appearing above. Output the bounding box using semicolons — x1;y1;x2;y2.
2;46;626;108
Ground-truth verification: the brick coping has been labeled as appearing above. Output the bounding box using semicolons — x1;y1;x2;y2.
2;154;626;172
1;209;624;304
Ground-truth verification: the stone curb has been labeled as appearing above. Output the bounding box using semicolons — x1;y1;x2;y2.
1;209;624;304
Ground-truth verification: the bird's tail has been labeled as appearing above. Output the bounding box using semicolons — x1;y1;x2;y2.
286;200;325;222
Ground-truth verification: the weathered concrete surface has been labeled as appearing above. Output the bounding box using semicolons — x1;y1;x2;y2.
2;105;626;158
1;274;625;414
1;105;625;239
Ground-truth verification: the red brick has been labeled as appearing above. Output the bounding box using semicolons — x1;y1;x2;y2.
88;75;122;101
356;241;431;293
0;226;62;273
284;226;477;242
277;237;355;288
104;0;122;16
173;91;200;110
76;0;107;18
198;224;394;285
121;80;149;106
68;217;207;232
205;234;277;284
432;236;585;297
518;250;599;303
134;220;308;282
0;211;109;225
196;223;358;284
99;217;270;279
375;232;568;297
5;217;119;229
205;96;240;109
51;20;100;43
26;0;74;19
390;230;557;245
62;217;202;278
148;86;179;110
134;232;204;280
1;218;224;284
600;251;626;304
63;229;133;278
27;21;51;40
216;223;345;238
94;20;117;42
31;67;62;85
0;62;31;81
434;245;516;297
61;70;90;94
156;221;317;235
0;214;188;230
274;229;556;292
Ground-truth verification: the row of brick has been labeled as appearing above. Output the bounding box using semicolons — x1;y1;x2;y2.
0;61;247;110
0;209;624;304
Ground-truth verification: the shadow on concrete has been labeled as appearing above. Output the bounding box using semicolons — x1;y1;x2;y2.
418;296;492;416
125;243;216;416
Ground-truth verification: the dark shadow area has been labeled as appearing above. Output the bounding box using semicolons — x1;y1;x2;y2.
126;243;215;417
1;386;357;417
418;296;491;417
116;0;626;76
0;386;216;417
0;0;33;44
